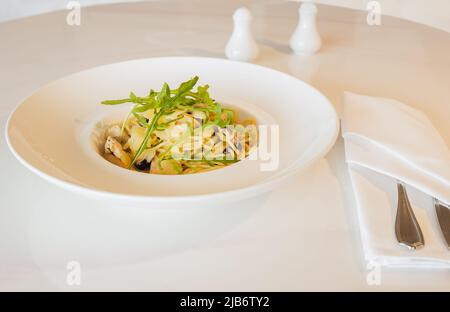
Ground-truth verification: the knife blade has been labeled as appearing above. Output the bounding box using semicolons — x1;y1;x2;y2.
434;199;450;250
395;183;425;250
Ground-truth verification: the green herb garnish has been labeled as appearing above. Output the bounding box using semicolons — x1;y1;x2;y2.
102;76;199;168
100;76;252;174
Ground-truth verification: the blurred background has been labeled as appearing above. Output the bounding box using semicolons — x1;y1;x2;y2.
1;0;449;32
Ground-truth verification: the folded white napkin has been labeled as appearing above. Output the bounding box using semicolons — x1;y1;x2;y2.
342;92;450;268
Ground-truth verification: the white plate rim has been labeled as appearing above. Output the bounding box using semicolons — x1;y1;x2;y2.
5;56;340;203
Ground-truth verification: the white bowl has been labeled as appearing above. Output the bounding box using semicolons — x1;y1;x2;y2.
6;57;338;205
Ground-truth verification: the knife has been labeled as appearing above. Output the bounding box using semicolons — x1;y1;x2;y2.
434;199;450;250
395;182;425;250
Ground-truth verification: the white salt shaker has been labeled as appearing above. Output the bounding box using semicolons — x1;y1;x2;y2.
289;2;322;55
225;7;259;62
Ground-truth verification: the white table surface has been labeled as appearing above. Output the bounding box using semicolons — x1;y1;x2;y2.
0;0;449;291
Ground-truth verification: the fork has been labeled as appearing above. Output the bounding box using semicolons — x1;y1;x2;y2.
395;182;425;250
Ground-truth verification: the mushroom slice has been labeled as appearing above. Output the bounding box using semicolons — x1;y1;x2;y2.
105;136;131;168
106;125;122;140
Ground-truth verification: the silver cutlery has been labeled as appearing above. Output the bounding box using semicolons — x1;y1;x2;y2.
395;182;425;250
434;199;450;250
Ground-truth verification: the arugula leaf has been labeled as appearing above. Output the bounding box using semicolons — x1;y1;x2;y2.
157;83;170;104
132;112;149;127
129;76;199;167
100;76;243;173
186;158;239;164
101;98;132;105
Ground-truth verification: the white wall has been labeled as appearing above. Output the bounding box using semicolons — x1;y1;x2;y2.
1;0;450;33
0;0;143;22
309;0;450;33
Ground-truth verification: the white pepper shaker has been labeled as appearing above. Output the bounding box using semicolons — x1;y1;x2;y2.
225;7;259;62
289;2;322;55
